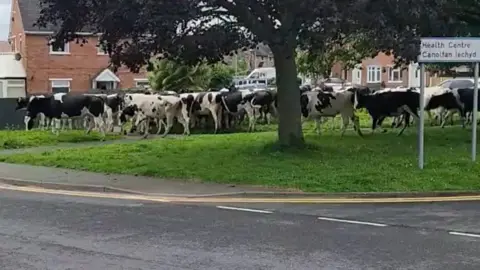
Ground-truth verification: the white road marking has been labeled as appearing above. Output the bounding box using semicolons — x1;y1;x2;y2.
216;205;273;214
317;217;388;227
449;231;480;238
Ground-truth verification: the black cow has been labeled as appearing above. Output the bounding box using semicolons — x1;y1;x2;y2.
240;90;277;131
25;93;106;136
454;88;480;125
354;88;419;135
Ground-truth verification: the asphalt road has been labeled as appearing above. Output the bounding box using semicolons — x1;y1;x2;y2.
1;190;480;270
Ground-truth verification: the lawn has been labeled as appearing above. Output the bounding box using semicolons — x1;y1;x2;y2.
1;119;479;192
0;130;122;149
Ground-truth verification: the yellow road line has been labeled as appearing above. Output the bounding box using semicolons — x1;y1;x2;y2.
2;184;480;204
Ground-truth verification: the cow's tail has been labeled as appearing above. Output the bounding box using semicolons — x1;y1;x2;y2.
221;95;238;115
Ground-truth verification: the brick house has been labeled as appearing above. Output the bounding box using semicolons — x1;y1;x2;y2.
8;0;149;94
331;52;432;89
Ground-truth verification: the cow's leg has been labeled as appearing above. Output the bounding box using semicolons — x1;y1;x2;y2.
340;114;350;136
371;116;379;134
93;116;106;139
53;118;61;136
156;117;166;135
397;113;411;136
208;107;220;133
351;114;363;137
314;118;322;135
440;110;453;128
375;116;388;133
161;113;175;137
176;113;190;135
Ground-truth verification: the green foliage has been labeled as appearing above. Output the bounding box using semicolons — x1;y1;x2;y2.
208;63;235;89
148;59;236;91
296;35;375;79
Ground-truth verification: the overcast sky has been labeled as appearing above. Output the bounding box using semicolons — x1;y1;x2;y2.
0;0;10;40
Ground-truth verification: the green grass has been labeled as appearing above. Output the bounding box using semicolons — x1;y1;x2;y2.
1;116;479;192
0;130;122;149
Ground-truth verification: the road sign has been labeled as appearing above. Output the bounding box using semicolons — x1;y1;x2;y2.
419;38;480;62
417;37;480;169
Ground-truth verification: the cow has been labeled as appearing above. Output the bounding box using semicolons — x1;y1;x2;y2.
120;94;191;138
25;93;106;137
218;90;251;129
423;88;464;128
16;95;51;130
300;89;362;136
353;87;420;135
189;91;225;133
454;88;480;126
237;90;277;131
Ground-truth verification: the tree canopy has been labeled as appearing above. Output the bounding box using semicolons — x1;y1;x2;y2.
36;0;480;148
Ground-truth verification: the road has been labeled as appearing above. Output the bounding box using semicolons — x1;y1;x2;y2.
1;190;480;270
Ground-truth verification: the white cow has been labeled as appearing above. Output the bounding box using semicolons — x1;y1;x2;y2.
122;94;191;137
301;89;362;136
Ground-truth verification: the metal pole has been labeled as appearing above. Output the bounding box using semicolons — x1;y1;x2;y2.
472;62;479;161
418;63;425;169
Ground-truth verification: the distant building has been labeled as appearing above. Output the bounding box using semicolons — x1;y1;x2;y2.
9;0;148;94
331;52;432;89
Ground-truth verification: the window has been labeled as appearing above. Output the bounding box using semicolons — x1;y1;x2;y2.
50;79;71;93
97;39;107;55
134;79;150;89
388;67;402;82
6;80;25;98
49;39;70;54
367;66;381;83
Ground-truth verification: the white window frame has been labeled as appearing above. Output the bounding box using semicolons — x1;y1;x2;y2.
388;66;402;82
49;39;70;55
49;78;72;92
367;65;381;83
97;38;107;55
134;78;150;88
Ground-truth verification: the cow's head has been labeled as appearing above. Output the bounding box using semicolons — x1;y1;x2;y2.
24;96;45;130
15;97;28;110
119;104;138;124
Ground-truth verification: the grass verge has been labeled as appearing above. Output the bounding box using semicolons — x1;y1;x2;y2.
0;130;122;149
0;124;479;192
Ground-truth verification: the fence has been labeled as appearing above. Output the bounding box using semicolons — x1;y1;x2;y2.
0;98;26;130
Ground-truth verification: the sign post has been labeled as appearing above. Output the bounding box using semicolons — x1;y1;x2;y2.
418;37;480;168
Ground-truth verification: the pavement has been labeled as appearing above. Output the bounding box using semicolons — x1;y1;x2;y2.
1;138;480;200
1;189;480;270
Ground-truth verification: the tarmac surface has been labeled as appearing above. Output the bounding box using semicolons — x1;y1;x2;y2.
1;189;480;269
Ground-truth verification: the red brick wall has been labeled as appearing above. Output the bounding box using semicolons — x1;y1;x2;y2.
24;35;147;93
9;0;27;70
331;52;432;87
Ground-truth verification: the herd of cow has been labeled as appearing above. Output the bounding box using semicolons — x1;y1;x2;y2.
13;83;480;139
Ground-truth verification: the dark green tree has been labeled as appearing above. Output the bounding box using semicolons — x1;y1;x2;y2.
35;0;479;148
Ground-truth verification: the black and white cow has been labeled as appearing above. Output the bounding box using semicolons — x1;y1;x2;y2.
300;89;362;136
16;95;51;130
423;88;464;128
25;93;106;137
218;89;252;129
353;87;419;135
188;91;225;133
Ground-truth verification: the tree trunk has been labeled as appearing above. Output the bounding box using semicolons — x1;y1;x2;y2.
272;45;305;149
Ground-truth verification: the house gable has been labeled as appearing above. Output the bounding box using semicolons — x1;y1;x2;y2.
94;68;120;82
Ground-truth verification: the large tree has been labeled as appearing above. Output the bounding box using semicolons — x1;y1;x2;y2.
36;0;477;148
